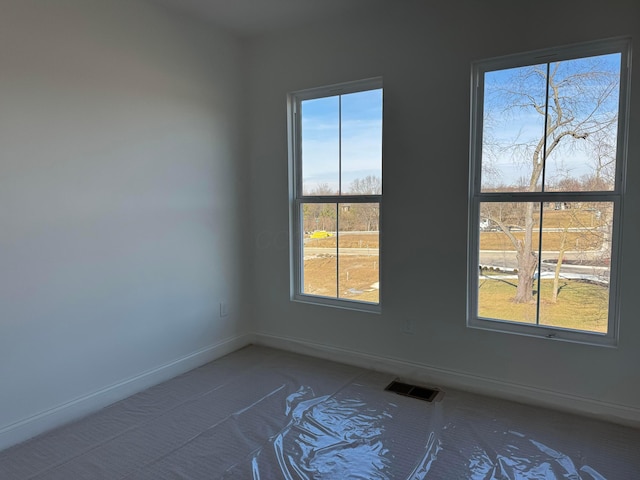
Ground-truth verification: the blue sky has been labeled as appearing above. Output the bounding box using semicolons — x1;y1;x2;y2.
480;53;621;190
301;88;382;194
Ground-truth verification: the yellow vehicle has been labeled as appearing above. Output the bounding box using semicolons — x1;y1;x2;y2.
310;230;333;239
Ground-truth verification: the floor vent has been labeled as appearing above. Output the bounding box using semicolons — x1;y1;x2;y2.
385;380;439;402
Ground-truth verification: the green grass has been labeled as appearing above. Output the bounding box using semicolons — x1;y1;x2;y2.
478;277;608;333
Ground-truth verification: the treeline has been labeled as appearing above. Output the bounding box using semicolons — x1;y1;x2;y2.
303;175;381;232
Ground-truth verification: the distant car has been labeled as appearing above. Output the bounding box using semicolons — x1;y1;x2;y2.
310;230;333;239
480;218;499;231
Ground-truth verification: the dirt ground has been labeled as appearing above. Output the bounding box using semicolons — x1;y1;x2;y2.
303;233;380;303
301;225;603;305
303;255;380;303
304;233;379;249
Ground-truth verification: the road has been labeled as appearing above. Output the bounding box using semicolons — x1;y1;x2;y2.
303;246;609;280
304;247;378;256
479;249;610;284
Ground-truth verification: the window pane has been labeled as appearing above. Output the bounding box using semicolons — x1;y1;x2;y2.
341;89;383;195
544;54;620;193
481;54;621;194
338;203;379;304
481;66;547;193
538;202;613;333
301;96;339;195
478;202;541;324
302;203;337;297
478;201;613;331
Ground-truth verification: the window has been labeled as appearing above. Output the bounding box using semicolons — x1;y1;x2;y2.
288;78;383;311
468;38;630;346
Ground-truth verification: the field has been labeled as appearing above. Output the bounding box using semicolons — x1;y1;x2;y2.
478;275;609;333
303;233;379;303
532;209;606;228
480;231;602;251
303;255;380;303
480;209;607;250
304;233;378;249
302;217;609;328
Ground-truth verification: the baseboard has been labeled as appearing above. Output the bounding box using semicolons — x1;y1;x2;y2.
254;333;640;429
4;331;637;453
0;334;253;452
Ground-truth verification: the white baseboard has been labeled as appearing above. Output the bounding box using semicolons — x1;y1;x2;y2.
254;333;640;429
4;331;637;453
0;334;253;452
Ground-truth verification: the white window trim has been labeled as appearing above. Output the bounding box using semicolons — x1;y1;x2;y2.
467;38;631;347
287;77;383;313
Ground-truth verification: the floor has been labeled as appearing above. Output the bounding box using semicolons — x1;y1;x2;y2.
1;345;639;479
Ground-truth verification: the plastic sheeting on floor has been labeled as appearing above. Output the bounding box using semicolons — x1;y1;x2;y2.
1;345;639;479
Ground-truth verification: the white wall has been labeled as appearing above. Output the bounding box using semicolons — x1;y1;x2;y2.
246;0;640;425
1;0;638;453
0;0;248;449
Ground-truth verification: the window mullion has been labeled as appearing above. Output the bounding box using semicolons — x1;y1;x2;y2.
534;201;544;326
335;202;340;299
336;95;342;298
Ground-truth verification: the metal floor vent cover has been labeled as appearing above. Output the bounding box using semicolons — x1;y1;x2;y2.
385;380;439;402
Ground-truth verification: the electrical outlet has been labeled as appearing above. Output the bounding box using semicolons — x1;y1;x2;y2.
220;301;229;317
402;318;414;334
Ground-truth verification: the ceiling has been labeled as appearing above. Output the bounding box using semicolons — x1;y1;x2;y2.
150;0;377;37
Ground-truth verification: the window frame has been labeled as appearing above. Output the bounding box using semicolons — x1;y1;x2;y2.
287;77;383;313
467;38;631;346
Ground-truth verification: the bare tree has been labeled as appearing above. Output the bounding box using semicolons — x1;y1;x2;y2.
347;175;381;231
303;183;337;232
348;175;382;195
483;57;619;303
551;221;571;304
